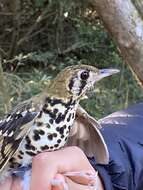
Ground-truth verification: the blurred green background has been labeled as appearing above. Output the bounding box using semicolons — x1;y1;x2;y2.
0;0;143;119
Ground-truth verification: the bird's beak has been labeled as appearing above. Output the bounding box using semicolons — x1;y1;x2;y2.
95;68;120;81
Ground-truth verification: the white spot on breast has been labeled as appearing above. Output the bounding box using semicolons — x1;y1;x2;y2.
39;112;51;124
53;104;66;114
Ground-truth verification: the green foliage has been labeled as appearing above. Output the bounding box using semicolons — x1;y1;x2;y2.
0;0;143;118
35;0;46;7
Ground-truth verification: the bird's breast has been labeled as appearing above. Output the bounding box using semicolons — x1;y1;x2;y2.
28;107;76;151
9;101;78;168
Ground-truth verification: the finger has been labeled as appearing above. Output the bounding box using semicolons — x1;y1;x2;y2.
51;174;68;190
30;153;57;190
55;147;95;173
66;173;104;190
0;177;12;190
30;147;96;190
66;177;90;190
64;170;98;185
11;177;22;190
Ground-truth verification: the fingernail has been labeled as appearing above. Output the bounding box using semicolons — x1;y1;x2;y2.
51;179;63;186
64;171;86;176
64;171;78;176
64;171;98;179
63;182;69;190
51;179;69;190
88;174;98;180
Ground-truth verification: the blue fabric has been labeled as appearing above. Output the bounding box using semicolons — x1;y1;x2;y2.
89;103;143;190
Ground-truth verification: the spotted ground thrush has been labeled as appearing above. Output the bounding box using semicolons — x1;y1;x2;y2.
0;65;119;181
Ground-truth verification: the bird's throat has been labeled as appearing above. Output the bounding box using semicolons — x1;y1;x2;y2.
41;96;78;126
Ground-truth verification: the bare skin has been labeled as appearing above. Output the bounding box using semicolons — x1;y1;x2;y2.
0;147;104;190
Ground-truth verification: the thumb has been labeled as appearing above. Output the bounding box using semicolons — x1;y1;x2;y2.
51;174;68;190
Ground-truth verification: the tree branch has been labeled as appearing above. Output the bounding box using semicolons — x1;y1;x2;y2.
0;57;11;113
132;0;143;19
90;0;143;85
17;9;56;47
8;0;20;59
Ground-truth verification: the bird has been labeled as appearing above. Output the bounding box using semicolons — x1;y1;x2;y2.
0;64;119;182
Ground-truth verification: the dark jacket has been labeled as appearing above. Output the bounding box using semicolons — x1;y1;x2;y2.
89;103;143;190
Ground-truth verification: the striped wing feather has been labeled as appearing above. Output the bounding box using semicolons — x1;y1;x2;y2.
0;100;37;172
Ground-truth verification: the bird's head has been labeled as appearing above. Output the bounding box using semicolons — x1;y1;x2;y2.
48;65;119;100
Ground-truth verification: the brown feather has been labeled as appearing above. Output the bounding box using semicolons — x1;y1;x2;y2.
67;105;109;164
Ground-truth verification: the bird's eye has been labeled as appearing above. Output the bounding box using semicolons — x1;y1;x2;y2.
80;71;89;80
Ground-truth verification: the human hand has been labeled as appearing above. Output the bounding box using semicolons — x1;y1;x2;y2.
0;173;99;190
0;168;97;190
0;176;21;190
0;146;104;190
30;146;104;190
51;171;100;190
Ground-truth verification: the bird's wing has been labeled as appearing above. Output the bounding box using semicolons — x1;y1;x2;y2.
67;105;109;164
0;100;38;171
